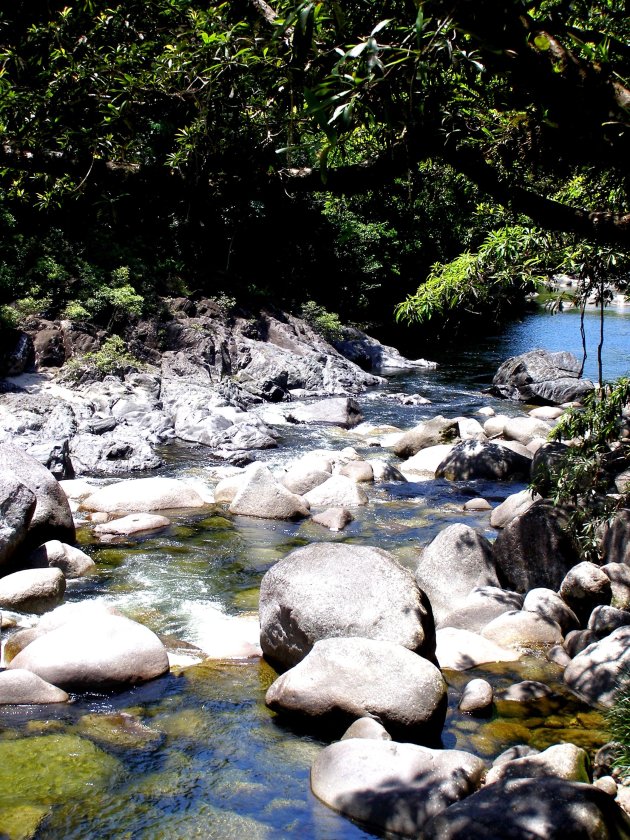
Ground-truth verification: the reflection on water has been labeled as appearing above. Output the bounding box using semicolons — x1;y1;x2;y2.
1;306;628;838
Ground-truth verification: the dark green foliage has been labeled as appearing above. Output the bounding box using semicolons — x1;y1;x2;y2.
531;378;630;562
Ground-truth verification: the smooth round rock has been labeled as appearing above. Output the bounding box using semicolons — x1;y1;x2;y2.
341;717;392;741
400;445;454;479
311;507;353;531
339;460;374;482
81;477;206;513
559;562;612;624
481;610;563;649
565;626;630;708
485;743;589;785
490;488;542;529
9;613;169;691
438;586;523;634
26;540;95;578
229;463;309;520
435;628;519;671
0;669;68;704
498;680;555;703
303;475;368;508
311;739;486;837
266;637;447;740
459;678;493;714
523;587;580;635
259;543;433;669
463;498;492;511
564;629;598;657
94;513;171;537
435;440;531;482
0;567;65;614
588;605;630;638
423;777;630;839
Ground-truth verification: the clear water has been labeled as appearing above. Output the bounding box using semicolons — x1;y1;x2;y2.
0;306;627;839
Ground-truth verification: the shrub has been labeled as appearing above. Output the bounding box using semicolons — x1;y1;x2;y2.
300;301;345;343
62;335;140;383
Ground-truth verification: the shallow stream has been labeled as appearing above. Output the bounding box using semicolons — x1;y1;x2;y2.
1;306;628;839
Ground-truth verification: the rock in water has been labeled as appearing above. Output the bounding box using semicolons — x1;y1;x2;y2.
9;613;169;691
311;739;485;837
229;463;309;520
435;440;531;481
0;442;75;549
266;637;446;741
0;474;36;568
81;476;206;513
259;543;434;669
491;349;594;405
0;568;66;614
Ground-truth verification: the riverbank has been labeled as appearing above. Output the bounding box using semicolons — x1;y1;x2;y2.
0;304;629;838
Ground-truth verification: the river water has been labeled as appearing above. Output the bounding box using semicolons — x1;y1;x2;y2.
0;305;628;839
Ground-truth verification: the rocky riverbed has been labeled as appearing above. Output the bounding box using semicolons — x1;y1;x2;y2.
0;304;629;838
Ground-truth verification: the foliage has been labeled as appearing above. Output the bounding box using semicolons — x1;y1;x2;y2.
62;335;140;382
607;681;630;778
531;378;630;562
300;300;344;342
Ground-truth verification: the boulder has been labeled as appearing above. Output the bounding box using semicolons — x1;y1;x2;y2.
559;562;612;624
435;440;531;481
0;669;69;704
369;459;406;482
214;469;249;503
266;637;447;740
483;415;508;437
459;678;493;714
259;543;433;669
9;613;170;691
490;488;542;529
600;510;630;565
281;464;331;496
463;497;491;511
287;397;363;428
0;442;75;548
481;610;563;649
588;605;630;637
485;743;589;786
530;441;570;495
498;680;556;704
311;739;485;838
564;629;598;658
26;540;96;578
81;476;206;513
339;460;374;482
399;444;454;479
438;586;523;633
393;416;458;458
503;416;553;446
311;507;353;531
523;587;580;635
303;475;368;508
94;513;171;537
0;473;36;567
423;778;630;839
341;718;391;741
529;406;564;421
435;628;520;671
602;563;630;610
564;626;630;708
227;463;310;520
415;524;498;624
492;502;580;593
0;567;65;614
455;417;487;441
491;349;595;404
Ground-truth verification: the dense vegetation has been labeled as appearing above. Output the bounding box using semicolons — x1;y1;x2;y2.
0;0;628;344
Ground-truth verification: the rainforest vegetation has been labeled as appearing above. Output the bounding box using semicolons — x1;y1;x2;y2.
0;0;628;346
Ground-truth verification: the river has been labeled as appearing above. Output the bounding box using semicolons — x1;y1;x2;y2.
1;304;629;839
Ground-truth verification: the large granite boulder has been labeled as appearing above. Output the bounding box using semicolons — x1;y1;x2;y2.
311;739;485;837
490;488;542;529
492;501;581;593
259;543;434;669
484;743;589;785
393;416;458;459
9;613;170;691
491;349;594;405
0;567;66;614
0;669;69;704
303;475;368;508
266;637;446;740
286;397;363;428
26;540;96;578
415;524;498;624
435;440;531;482
438;586;523;633
228;463;309;520
564;626;630;708
0;442;75;548
423;777;630;839
81;476;206;513
435;627;520;671
0;473;36;568
559;561;613;625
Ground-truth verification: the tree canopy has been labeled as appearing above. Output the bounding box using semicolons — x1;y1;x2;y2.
0;0;628;335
